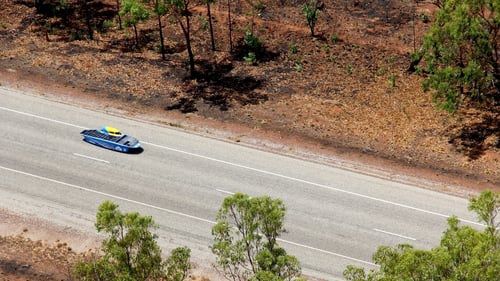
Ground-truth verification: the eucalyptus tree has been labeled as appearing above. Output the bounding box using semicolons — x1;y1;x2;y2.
204;0;216;51
418;0;499;112
302;0;320;37
344;190;500;281
120;0;150;48
152;0;168;59
212;193;303;281
167;0;195;76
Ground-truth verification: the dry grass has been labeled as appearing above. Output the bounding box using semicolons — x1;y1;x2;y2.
0;0;498;185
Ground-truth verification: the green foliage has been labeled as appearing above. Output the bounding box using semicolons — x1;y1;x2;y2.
420;0;499;112
100;19;115;33
344;190;500;281
120;0;150;28
321;44;330;53
289;43;298;55
73;201;164;281
244;52;257;65
294;61;303;72
302;0;319;36
165;247;191;281
469;190;500;235
198;15;209;31
244;29;262;51
346;64;353;75
211;193;303;281
153;0;168;16
330;34;339;44
388;74;396;88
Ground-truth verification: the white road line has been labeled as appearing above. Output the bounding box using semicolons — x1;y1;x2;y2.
73;153;110;164
142;141;483;227
277;238;377;266
373;228;417;241
0;164;214;224
0;164;376;267
0;106;86;129
215;189;236;195
0;105;483;227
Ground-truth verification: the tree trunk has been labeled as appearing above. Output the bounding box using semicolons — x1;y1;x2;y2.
83;0;93;40
178;3;195;76
158;13;165;59
227;0;233;53
407;47;423;73
207;2;216;51
412;0;417;53
185;14;195;76
133;24;139;47
116;0;122;29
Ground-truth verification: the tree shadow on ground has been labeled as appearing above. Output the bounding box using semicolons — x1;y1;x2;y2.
105;27;169;53
449;111;500;160
348;0;413;25
231;37;281;63
165;60;267;113
17;0;117;41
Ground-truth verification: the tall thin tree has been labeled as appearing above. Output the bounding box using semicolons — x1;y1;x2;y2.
205;0;216;51
153;0;168;60
168;0;195;76
116;0;123;29
227;0;233;52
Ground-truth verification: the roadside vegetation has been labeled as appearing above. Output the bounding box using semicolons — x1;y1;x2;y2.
65;190;499;281
1;190;497;280
344;190;500;281
1;0;498;185
73;201;191;281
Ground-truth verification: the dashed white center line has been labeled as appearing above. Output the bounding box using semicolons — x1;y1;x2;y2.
215;188;236;195
373;228;417;241
73;153;110;164
0;103;483;227
0;164;376;267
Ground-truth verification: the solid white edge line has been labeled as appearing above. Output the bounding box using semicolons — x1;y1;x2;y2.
0;104;484;227
0;164;376;267
373;228;417;241
73;153;110;164
142;141;484;227
215;189;236;195
0;165;215;225
277;238;377;267
0;106;86;129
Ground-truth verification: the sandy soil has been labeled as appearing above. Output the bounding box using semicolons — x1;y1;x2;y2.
0;1;498;278
0;1;498;193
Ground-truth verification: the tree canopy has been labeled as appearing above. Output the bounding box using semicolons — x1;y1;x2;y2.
73;201;191;281
344;190;500;281
419;0;499;112
211;193;303;281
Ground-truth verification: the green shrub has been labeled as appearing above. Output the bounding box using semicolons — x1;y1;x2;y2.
165;247;191;281
244;29;262;51
330;34;339;44
294;61;303;72
244;52;258;65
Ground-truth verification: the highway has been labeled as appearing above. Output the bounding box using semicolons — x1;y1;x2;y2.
0;87;482;280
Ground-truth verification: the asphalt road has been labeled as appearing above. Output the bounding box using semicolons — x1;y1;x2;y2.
0;87;482;280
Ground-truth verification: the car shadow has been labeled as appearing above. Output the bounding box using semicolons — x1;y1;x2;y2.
128;147;144;154
82;139;144;155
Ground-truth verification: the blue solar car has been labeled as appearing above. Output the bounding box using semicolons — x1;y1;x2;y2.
80;126;141;153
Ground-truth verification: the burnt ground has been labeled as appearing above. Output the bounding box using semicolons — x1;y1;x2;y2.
0;0;498;189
